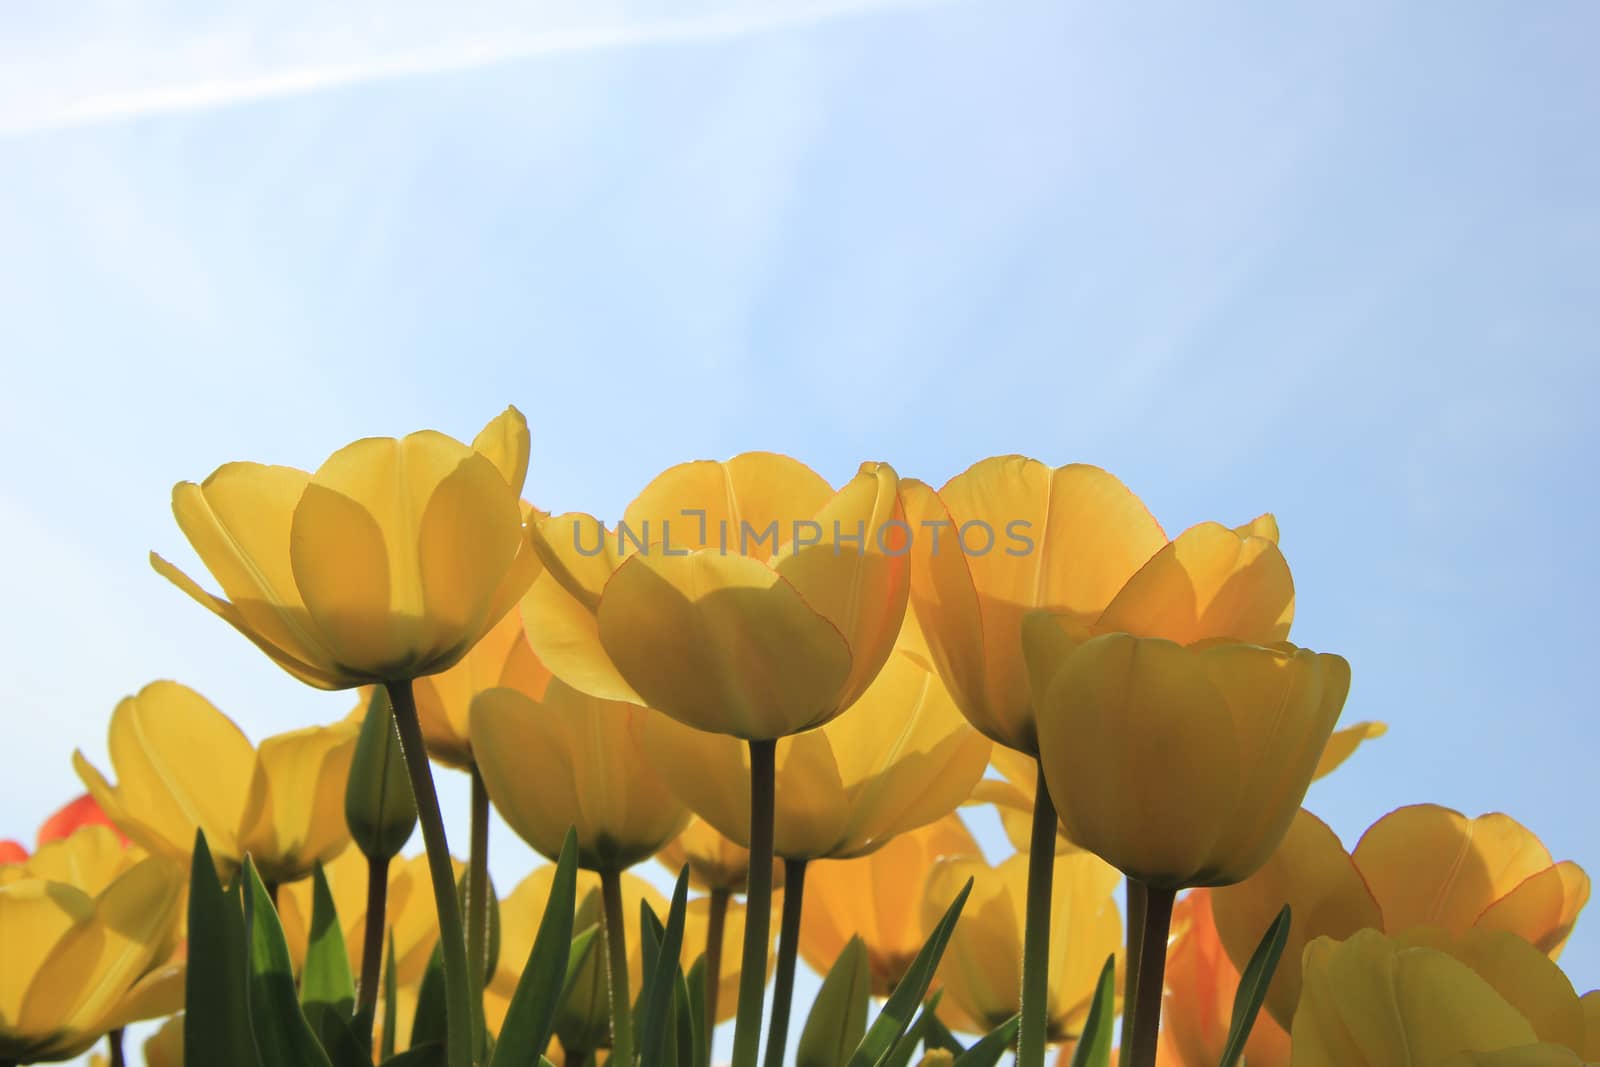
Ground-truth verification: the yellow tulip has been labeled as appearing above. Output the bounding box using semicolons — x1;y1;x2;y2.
144;1014;184;1067
636;647;990;860
151;407;539;689
0;826;141;894
487;867;666;1053
655;816;781;894
74;681;358;885
1034;634;1349;889
406;602;548;770
1155;889;1290;1067
0;857;185;1062
901;458;1170;754
1212;805;1592;1030
471;681;690;872
522;453;910;740
922;850;1121;1039
799;814;982;996
279;849;455;988
1291;928;1593;1067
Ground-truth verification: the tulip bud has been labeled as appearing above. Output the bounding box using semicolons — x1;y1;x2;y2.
344;688;417;861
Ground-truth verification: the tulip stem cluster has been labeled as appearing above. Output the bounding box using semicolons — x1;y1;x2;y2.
385;679;480;1067
1017;760;1058;1067
731;739;778;1067
703;887;731;1067
1118;880;1148;1059
599;868;636;1066
763;858;809;1067
357;852;391;1030
1123;885;1175;1067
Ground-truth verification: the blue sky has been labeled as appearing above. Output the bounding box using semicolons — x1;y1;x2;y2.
2;0;1597;1060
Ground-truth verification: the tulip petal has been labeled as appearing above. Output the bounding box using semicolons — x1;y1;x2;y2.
236;721;358;885
597;550;851;738
0;880;91;1023
1232;514;1281;543
470;405;531;494
20;826;135;897
1475;861;1590;959
622;452;833;555
1037;634;1237;888
1353;805;1557;938
1096;522;1295;646
1312;720;1387;781
1212;809;1382;1029
413;603;540;768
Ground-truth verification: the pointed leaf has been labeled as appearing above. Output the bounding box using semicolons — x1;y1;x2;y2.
924;1014;963;1056
243;857;333;1067
304;1001;375;1067
685;955;708;1067
798;937;872;1067
1066;955;1116;1067
381;931;399;1061
1217;904;1291;1067
846;879;972;1067
410;944;448;1049
882;990;944;1067
951;1016;1018;1067
380;1041;446;1067
302;860;357;1013
184;831;260;1067
639;868;691;1065
491;828;581;1067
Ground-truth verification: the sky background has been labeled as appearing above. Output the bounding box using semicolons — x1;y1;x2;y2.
2;0;1597;1062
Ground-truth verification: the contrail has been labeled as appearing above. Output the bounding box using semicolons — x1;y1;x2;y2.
3;0;943;137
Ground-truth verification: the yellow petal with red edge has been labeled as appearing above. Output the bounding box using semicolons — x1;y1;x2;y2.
291;431;523;679
470;405;531;493
597;550;851;739
236;720;358;885
1353;805;1556;936
18;857;183;1041
1203;645;1348;884
1212;808;1382;1029
623;452;833;555
938;458;1166;753
522;513;643;704
1475;861;1590;958
167;462;333;670
820;649;990;857
1037;634;1236;888
76;682;254;868
1096;522;1295;645
901;478;993;743
1291;930;1541;1067
1395;927;1587;1051
774;462;909;711
1313;720;1387;780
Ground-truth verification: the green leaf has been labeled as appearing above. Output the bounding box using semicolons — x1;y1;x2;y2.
797;937;872;1067
380;1041;445;1067
1066;955;1116;1067
638;867;691;1065
302;861;357;1014
951;1015;1019;1067
183;831;260;1067
881;990;943;1067
410;944;447;1050
565;925;600;1003
491;827;581;1067
381;931;399;1061
1217;904;1291;1067
846;879;972;1067
684;955;708;1067
304;1001;374;1067
242;856;333;1067
924;1013;964;1056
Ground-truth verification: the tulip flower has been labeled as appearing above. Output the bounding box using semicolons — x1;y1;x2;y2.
799;814;982;997
153;408;538;1067
1212;805;1591;1031
35;795;125;848
640;644;989;1065
1156;889;1290;1067
73;681;357;887
920;850;1122;1040
1291;928;1595;1066
142;1015;183;1067
0;826;141;895
0;856;185;1062
0;841;24;865
656;816;779;895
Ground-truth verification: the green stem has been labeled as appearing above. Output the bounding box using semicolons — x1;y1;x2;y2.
762;858;807;1067
1125;884;1175;1067
704;887;731;1067
730;739;777;1067
1117;880;1148;1067
1017;759;1057;1067
600;867;636;1066
387;679;477;1067
357;852;391;1035
107;1029;126;1067
468;766;492;986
